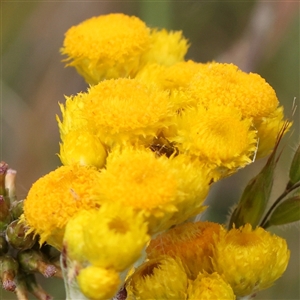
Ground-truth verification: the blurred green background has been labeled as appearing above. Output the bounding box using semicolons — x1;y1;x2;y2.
1;1;299;299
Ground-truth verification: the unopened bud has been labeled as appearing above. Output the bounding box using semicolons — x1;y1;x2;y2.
288;143;300;188
14;272;29;300
25;273;53;300
6;220;37;250
10;199;24;220
5;169;17;204
17;249;58;278
229;121;289;229
0;161;8;196
0;235;9;255
265;195;300;227
0;195;12;231
0;255;19;292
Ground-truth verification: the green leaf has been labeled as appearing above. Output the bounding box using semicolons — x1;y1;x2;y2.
229;121;290;229
265;195;300;227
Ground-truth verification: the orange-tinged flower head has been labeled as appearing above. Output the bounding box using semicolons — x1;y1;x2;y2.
140;28;189;67
126;256;188;300
61;13;150;84
187;272;236;300
147;221;225;279
98;147;211;233
212;224;290;296
23;165;103;249
171;105;258;178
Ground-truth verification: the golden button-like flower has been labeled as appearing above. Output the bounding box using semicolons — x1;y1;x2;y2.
186;62;287;158
172;105;258;178
81;203;149;271
61;13;150;84
58;78;174;148
126;256;188;300
140;28;189;67
98;147;211;233
23;165;103;249
187;272;236;300
77;265;121;300
212;224;290;297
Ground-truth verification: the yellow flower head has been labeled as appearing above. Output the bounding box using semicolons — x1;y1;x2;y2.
57;94;88;139
188;62;279;119
98;147;211;233
23;165;103;249
81;203;149;271
126;256;188;300
60;78;174;147
212;224;290;296
186;62;287;158
172;105;258;177
63;210;92;262
59;130;107;169
136;60;203;91
61;13;150;84
188;272;236;300
255;106;288;158
140;28;189;67
147;221;225;279
77;265;121;300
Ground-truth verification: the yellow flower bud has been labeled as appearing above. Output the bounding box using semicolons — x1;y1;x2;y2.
59;130;107;169
77;265;120;300
187;272;235;300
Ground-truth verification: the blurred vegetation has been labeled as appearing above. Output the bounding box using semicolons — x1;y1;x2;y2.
1;1;299;299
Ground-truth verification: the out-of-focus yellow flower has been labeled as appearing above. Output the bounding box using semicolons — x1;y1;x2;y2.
59;78;174;148
77;265;121;300
172;105;257;178
61;13;150;84
186;62;287;158
98;147;211;233
23;165;103;249
212;224;290;297
147;221;225;279
136;60;203;91
63;210;92;262
82;203;149;271
59;130;107;169
187;272;236;300
254;106;288;158
140;29;189;67
126;256;188;300
57;94;88;139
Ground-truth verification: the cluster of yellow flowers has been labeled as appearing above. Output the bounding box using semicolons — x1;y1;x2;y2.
21;13;291;299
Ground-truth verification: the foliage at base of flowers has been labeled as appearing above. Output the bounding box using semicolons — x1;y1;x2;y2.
3;12;300;300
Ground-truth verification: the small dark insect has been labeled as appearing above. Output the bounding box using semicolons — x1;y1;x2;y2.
149;137;179;158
